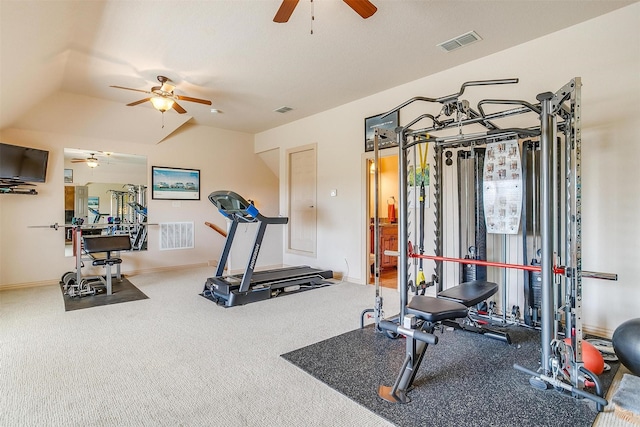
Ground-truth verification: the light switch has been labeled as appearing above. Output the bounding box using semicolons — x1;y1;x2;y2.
330;189;337;197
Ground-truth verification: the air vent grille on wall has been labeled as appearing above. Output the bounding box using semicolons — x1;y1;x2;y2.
159;222;194;250
437;31;482;52
274;106;293;113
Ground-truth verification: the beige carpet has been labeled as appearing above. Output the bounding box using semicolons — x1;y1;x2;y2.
0;266;631;426
1;266;397;426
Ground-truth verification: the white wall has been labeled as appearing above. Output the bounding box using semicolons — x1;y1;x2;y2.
0;121;281;286
1;4;637;335
255;4;640;336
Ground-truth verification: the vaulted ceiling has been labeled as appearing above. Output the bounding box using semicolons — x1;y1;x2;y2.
0;1;634;144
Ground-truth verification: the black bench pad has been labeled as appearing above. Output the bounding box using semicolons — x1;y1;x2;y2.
406;296;468;322
83;235;132;253
438;280;498;307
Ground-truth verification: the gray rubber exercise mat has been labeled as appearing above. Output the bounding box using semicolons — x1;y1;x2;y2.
282;325;618;427
61;277;148;311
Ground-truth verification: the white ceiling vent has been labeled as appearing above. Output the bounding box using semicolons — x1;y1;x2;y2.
437;31;482;52
274;106;293;113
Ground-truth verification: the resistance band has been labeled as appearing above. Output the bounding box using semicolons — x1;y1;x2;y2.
417;139;428;292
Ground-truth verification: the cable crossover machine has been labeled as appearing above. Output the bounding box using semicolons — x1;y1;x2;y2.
363;78;617;408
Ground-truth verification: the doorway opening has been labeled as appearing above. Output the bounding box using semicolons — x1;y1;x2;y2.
366;154;399;289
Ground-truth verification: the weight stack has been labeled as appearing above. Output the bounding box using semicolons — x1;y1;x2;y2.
463;257;476;282
530;258;542;323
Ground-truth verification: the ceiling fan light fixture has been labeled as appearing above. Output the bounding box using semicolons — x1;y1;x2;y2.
86;159;99;168
151;96;175;112
111;76;210;115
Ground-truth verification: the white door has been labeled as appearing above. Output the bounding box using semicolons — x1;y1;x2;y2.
74;185;88;221
287;144;316;255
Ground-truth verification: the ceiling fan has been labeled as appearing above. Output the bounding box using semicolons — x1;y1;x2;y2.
274;0;377;23
71;153;100;168
110;75;212;114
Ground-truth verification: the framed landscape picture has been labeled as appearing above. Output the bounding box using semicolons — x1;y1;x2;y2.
151;166;200;200
364;110;400;152
64;169;73;183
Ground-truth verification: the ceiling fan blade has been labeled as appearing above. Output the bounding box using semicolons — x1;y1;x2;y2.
71;159;87;163
127;98;151;107
172;102;187;114
343;0;377;19
274;0;299;23
176;95;212;105
110;85;152;95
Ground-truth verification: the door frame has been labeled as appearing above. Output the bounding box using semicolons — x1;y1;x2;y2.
361;150;399;285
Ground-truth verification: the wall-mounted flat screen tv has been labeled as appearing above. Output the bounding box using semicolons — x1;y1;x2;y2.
0;142;49;183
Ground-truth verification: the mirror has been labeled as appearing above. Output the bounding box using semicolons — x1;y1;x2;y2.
63;149;148;256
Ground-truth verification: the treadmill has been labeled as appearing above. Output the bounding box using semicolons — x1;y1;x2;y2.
202;190;333;307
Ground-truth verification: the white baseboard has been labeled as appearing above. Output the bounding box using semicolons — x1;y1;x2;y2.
0;279;59;291
0;263;210;292
583;324;614;340
0;272;615;339
123;262;209;277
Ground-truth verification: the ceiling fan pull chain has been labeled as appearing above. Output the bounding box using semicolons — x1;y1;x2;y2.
310;0;314;35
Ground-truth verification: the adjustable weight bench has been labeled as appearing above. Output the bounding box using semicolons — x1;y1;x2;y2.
437;280;511;344
378;280;509;404
82;235;131;295
378;295;469;403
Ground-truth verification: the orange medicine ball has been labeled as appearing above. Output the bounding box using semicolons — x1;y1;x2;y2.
564;338;605;375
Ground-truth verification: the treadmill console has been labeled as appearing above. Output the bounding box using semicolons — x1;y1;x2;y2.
208;190;259;221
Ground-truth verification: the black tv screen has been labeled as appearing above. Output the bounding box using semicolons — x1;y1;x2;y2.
0;142;49;183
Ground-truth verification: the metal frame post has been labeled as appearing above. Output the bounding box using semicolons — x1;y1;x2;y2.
373;130;383;327
537;91;555;374
434;144;443;292
566;78;584;377
398;127;409;320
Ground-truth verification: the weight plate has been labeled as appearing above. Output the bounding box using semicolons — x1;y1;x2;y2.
586;338;615;354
